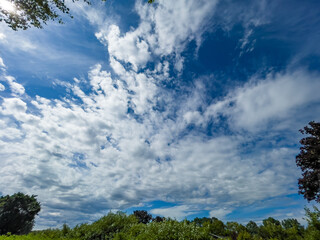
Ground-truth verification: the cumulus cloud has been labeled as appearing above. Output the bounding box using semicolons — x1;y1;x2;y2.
0;83;5;91
4;76;25;95
0;58;315;227
203;70;320;132
95;0;218;71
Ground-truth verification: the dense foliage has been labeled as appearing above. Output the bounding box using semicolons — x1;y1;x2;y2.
133;210;152;224
1;209;320;240
0;193;41;235
296;121;320;202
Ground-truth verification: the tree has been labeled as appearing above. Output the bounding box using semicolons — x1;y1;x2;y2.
0;192;41;235
203;217;226;236
259;217;284;240
304;206;320;240
192;217;211;227
133;210;152;224
152;216;165;222
246;221;259;235
281;218;303;232
0;0;154;31
296;121;320;202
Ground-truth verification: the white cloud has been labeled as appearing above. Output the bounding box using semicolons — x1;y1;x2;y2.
0;83;5;91
204;70;320;131
151;205;197;221
0;33;5;40
210;208;233;220
0;56;5;68
95;0;218;72
4;75;25;95
97;24;151;71
0;63;311;228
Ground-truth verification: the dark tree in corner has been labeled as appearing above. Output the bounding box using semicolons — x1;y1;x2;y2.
0;192;41;235
296;121;320;202
0;0;155;31
133;210;152;224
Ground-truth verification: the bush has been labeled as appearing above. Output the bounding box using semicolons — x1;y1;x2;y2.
0;193;41;235
69;211;138;240
114;219;210;240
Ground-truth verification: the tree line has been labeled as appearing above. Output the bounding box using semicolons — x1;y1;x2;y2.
1;209;320;240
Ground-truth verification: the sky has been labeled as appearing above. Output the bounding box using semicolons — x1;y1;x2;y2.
0;0;320;229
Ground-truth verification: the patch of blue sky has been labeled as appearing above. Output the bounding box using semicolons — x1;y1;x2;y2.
125;200;177;215
69;152;88;170
226;194;311;224
0;15;107;100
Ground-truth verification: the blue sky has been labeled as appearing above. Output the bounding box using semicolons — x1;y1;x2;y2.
0;0;320;229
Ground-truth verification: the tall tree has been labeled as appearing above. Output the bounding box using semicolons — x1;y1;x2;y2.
296;121;320;202
0;0;154;31
0;192;41;235
133;210;152;224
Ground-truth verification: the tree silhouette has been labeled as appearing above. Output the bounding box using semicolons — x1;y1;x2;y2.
133;210;152;224
296;121;320;202
0;192;41;235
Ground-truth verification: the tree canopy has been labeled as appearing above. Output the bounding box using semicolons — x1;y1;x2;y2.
0;192;41;235
296;121;320;202
133;210;152;224
0;0;154;31
2;209;320;239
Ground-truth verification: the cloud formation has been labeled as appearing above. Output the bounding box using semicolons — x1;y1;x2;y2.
0;0;320;229
1;58;318;227
95;0;218;71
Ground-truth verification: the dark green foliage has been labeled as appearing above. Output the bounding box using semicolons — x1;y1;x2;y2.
114;219;210;240
202;217;226;236
62;223;71;236
296;121;320;202
259;217;284;240
226;222;246;239
69;212;138;240
2;208;320;240
152;216;165;222
304;206;320;240
192;217;211;227
0;0;155;30
133;210;152;224
28;228;78;239
0;192;41;235
246;221;259;235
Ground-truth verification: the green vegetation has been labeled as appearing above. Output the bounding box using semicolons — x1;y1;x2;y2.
0;193;41;235
296;121;320;203
1;208;320;240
